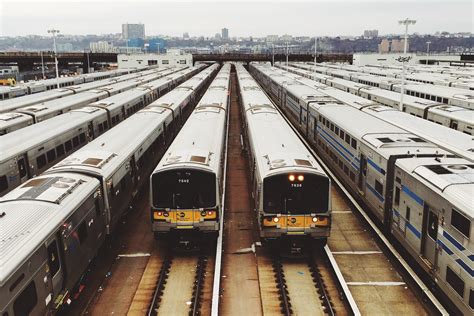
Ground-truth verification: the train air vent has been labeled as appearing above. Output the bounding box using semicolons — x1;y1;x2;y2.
22;178;48;188
52;183;69;189
409;137;426;143
190;156;206;163
426;165;452;175
446;165;468;171
83;158;103;166
377;137;394;143
295;159;312;167
59;178;76;183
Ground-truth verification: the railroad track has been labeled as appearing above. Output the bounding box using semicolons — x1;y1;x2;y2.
271;250;338;316
146;247;213;316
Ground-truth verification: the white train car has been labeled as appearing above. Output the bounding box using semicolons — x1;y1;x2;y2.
237;64;331;246
0;66;204;196
0;86;28;100
0;65;215;316
150;64;229;237
251;62;474;315
0;68;182;134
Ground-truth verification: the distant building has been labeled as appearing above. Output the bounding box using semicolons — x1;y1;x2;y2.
147;38;166;53
363;30;379;38
183;32;189;39
57;43;73;51
378;38;408;53
90;41;115;53
281;34;293;42
221;28;229;40
127;38;145;48
122;23;145;39
266;35;279;43
118;50;192;68
215;33;222;40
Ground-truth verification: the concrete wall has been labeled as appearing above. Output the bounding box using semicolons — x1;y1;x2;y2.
353;53;461;66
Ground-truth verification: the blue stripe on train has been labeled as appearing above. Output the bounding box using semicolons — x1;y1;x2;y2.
366;182;384;202
437;239;454;255
318;128;359;170
401;185;424;206
317;126;359;165
456;259;474;277
443;230;466;252
367;158;386;175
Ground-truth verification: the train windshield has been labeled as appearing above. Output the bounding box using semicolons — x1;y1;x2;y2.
263;173;329;214
152;169;216;209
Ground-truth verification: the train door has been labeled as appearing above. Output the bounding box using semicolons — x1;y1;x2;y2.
17;154;29;183
358;154;367;192
46;237;64;298
450;120;458;130
129;156;137;188
121;107;126;119
421;203;439;270
87;122;94;140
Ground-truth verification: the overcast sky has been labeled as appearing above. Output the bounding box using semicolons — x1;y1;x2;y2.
0;0;472;37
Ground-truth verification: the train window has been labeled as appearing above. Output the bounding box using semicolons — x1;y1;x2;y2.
79;133;86;144
330;123;334;132
56;144;65;157
98;123;104;133
152;169;216;209
350;171;355;182
335;126;340;135
345;134;350;144
428;210;438;240
470;289;474;309
338;159;343;169
103;121;108;130
262;173;329;214
47;149;56;163
431;95;436;101
339;130;345;140
351;139;357;149
446;266;464;298
451;209;470;238
95;198;101;217
406;206;411;221
13;281;37;316
375;180;383;196
343;165;349;175
0;175;7;192
443;98;448;104
72;136;79;148
47;240;60;276
394;187;400;206
65;140;73;152
77;221;88;245
437;97;442;102
36;155;47;169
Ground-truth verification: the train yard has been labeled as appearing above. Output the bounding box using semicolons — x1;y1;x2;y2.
1;61;472;316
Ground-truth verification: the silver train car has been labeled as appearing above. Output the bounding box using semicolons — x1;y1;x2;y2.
291;63;474;110
283;64;473;134
0;68;183;134
0;65;216;316
150;64;229;237
251;63;474;315
236;64;331;245
0;68;159;113
271;65;473;161
0;66;204;196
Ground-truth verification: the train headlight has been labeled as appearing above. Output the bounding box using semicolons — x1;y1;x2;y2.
312;217;318;223
288;174;295;182
273;217;279;223
207;211;213;216
201;210;207;217
298;175;304;182
157;211;163;216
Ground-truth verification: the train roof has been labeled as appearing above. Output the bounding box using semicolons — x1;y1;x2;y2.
396;157;474;218
238;65;326;179
363;105;474;161
0;108;106;162
429;104;474;123
0;172;100;285
0;112;32;131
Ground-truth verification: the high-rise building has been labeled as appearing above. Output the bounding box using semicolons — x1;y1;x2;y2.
363;30;379;38
378;38;408;53
221;28;229;40
122;23;145;39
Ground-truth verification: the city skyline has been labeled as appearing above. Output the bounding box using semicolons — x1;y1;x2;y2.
0;0;472;37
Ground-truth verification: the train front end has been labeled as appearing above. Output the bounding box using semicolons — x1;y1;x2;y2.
260;171;331;246
151;167;220;238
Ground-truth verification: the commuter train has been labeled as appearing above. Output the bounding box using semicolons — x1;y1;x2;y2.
0;64;218;316
0;67;145;100
283;63;473;133
0;66;205;196
235;64;331;246
0;68;159;114
150;64;230;239
251;62;473;315
0;67;183;135
290;63;474;110
271;65;473;161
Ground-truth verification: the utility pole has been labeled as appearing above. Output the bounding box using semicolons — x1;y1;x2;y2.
286;42;289;67
426;41;431;65
48;29;60;89
398;18;416;111
40;51;45;79
272;43;275;66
